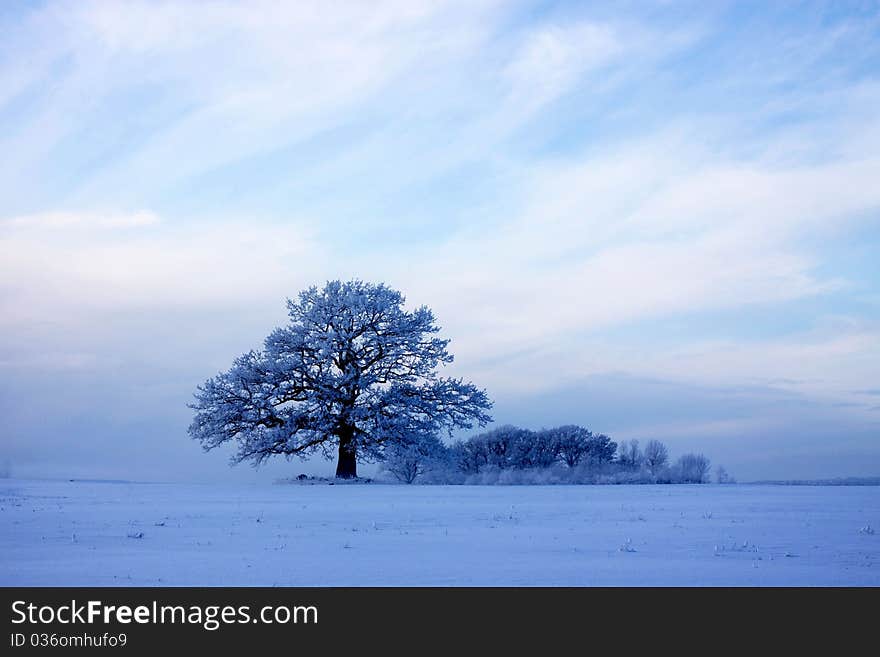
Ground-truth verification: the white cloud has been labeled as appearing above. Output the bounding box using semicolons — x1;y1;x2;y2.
504;22;622;113
347;114;880;406
0;210;326;328
0;0;499;207
386;125;877;350
6;210;160;230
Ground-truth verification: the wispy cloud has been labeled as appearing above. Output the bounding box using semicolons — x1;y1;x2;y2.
5;210;161;230
0;210;325;330
504;22;623;114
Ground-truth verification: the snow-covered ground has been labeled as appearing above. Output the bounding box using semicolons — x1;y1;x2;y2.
1;479;877;586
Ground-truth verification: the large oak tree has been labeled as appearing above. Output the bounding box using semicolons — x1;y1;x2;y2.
188;280;492;478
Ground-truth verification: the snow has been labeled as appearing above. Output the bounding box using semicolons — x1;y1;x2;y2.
1;479;877;586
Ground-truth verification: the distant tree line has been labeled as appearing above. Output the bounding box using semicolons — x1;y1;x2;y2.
381;424;727;485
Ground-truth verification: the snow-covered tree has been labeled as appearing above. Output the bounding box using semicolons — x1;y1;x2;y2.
515;429;560;469
450;438;488;474
477;425;533;469
617;439;642;470
675;453;711;483
643;440;669;475
585;433;617;466
188;280;493;478
381;434;448;484
715;465;735;484
552;425;593;468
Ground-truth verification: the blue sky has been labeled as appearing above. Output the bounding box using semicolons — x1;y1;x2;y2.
1;0;879;482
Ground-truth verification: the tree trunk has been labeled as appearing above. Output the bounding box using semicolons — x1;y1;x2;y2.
335;428;358;479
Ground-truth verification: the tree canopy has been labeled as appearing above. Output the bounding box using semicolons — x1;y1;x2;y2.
188;280;493;478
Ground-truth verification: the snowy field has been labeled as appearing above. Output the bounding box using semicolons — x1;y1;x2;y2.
1;479;877;586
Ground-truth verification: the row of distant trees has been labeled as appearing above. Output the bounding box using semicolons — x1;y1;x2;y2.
382;424;730;485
